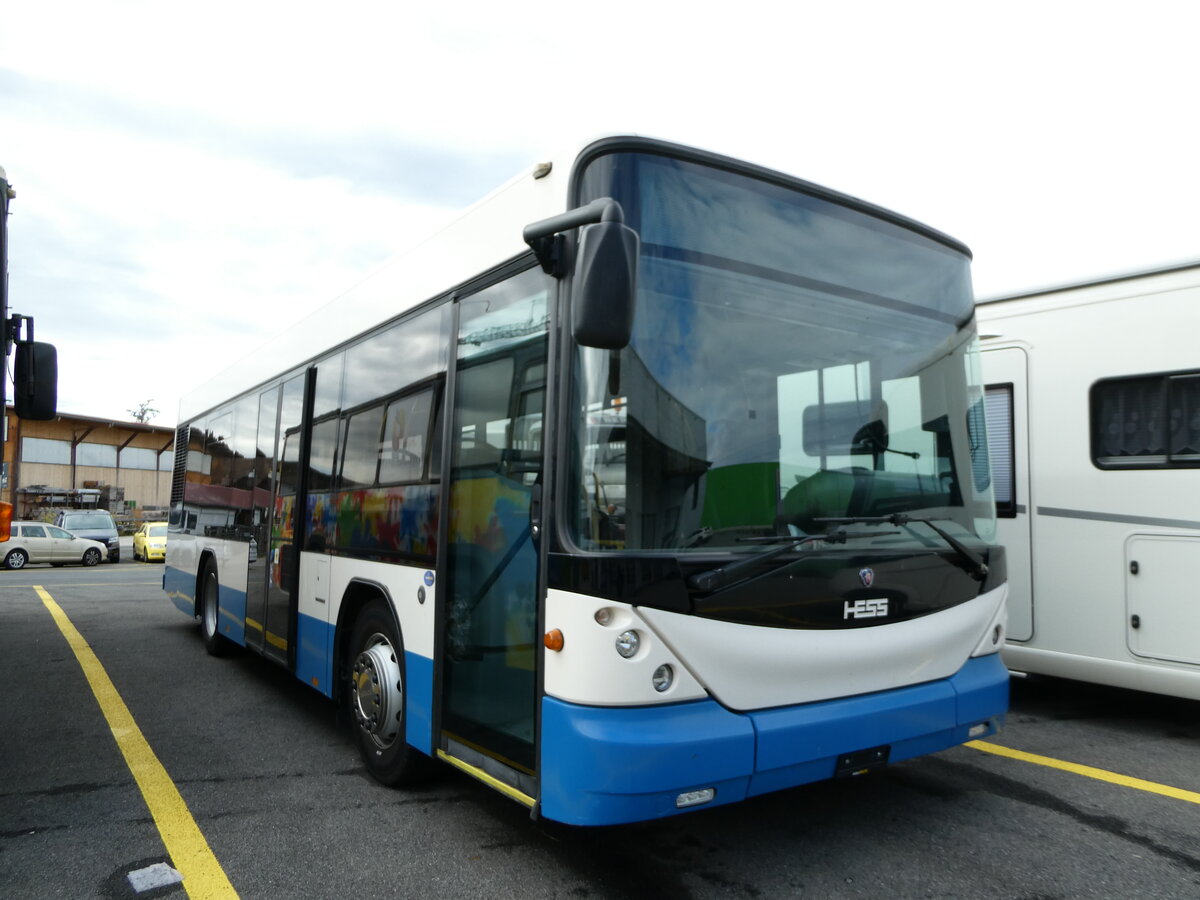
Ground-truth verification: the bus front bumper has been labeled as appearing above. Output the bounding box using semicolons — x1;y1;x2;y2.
538;652;1008;826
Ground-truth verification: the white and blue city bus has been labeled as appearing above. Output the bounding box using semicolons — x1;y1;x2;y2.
164;135;1008;826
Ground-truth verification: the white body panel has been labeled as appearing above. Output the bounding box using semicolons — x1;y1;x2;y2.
324;554;438;659
978;262;1200;699
543;589;707;706
543;584;1006;710
642;585;1006;711
297;552;331;630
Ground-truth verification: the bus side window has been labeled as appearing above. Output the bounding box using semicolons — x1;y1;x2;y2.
379;389;433;484
340;405;385;488
308;418;339;492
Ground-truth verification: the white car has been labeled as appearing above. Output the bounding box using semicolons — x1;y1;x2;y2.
1;521;108;569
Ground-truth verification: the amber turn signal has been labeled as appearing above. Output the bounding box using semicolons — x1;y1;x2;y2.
544;629;565;652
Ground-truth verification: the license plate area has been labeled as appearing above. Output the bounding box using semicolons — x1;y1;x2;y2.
834;745;890;778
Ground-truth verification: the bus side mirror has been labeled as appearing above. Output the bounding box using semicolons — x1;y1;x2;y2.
524;197;639;351
13;340;58;420
573;220;639;350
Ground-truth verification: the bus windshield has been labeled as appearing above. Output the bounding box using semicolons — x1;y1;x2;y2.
569;152;995;553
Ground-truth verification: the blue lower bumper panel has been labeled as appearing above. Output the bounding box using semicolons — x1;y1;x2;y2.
539;653;1008;826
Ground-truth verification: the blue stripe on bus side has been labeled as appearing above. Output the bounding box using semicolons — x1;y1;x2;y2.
539;653;1009;826
296;612;334;697
164;565;196;617
404;651;434;756
217;584;246;646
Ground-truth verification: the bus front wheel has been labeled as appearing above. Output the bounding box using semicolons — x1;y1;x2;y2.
348;601;426;786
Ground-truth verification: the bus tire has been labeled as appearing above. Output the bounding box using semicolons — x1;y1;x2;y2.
199;558;233;657
348;600;426;785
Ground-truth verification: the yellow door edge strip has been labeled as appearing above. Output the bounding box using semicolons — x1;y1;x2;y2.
264;630;288;651
436;749;536;808
36;586;239;898
967;739;1200;805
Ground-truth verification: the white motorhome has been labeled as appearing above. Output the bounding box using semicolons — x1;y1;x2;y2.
977;262;1200;700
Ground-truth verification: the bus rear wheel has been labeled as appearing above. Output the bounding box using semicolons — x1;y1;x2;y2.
348;601;427;786
199;559;233;657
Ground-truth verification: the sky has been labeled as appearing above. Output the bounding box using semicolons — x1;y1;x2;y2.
3;1;1198;427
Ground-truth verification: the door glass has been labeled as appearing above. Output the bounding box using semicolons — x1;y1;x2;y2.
266;373;306;662
246;385;280;651
443;267;550;774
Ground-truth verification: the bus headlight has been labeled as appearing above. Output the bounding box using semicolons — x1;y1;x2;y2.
652;664;674;692
615;630;640;658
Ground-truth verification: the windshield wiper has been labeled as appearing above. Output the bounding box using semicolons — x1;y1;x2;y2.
688;529;896;594
815;514;989;578
679;526;714;548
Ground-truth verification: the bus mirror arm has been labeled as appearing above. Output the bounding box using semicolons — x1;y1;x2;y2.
524;198;639;351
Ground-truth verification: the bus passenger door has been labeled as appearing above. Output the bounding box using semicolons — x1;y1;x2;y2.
439;267;551;794
264;371;311;666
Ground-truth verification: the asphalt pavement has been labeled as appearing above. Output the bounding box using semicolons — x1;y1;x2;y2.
2;568;1198;899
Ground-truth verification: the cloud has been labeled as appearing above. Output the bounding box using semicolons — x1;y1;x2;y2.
1;68;528;207
4;68;525;423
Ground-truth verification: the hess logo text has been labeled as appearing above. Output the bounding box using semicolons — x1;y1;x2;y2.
844;598;889;620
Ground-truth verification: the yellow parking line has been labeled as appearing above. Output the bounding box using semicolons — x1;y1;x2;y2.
967;739;1200;805
36;586;238;898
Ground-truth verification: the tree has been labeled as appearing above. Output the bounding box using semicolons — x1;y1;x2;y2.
129;400;159;423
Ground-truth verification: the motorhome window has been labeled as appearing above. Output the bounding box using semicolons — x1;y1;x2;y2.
1170;374;1200;461
984;385;1016;517
1092;370;1200;468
